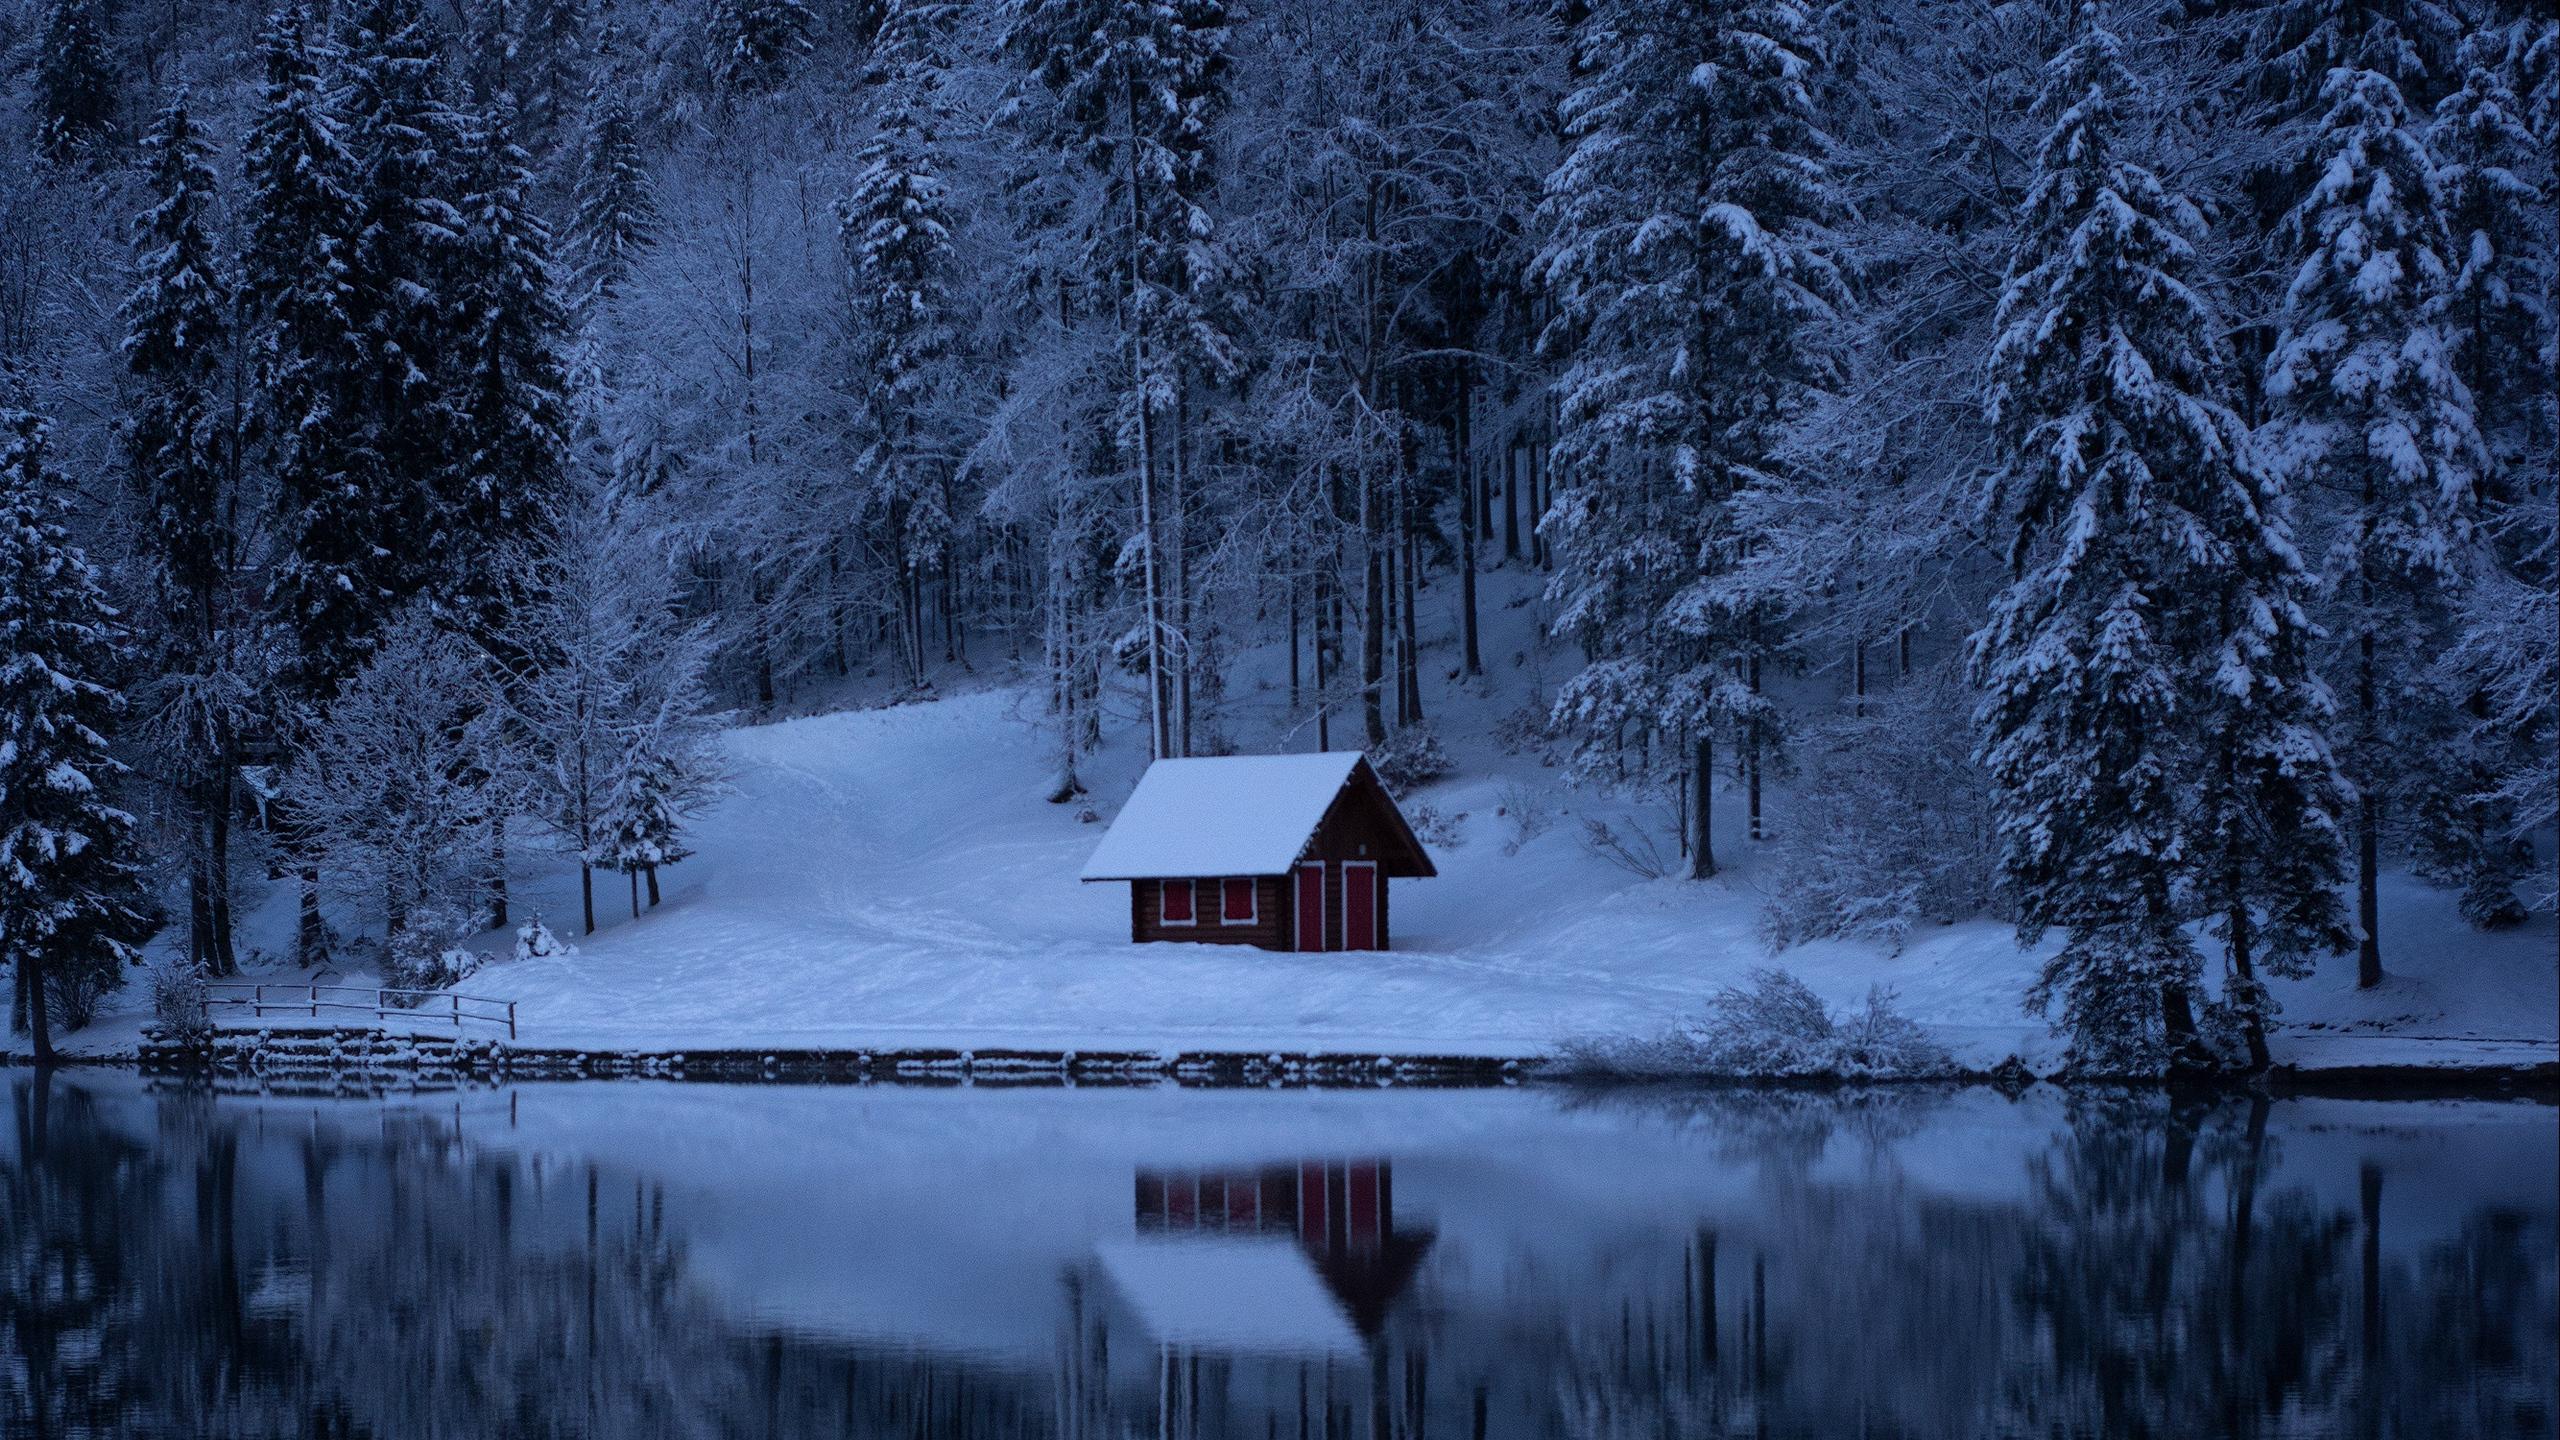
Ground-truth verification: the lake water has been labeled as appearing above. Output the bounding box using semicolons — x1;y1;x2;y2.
3;1072;2553;1439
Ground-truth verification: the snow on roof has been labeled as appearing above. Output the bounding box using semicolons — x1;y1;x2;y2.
1079;752;1364;880
1095;1238;1366;1356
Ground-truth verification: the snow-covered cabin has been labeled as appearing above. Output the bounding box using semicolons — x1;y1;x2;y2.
1079;753;1435;951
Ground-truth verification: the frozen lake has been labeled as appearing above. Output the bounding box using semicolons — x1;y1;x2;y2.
3;1071;2553;1437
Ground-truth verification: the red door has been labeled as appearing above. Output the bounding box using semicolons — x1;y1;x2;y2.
1342;863;1377;951
1295;864;1326;952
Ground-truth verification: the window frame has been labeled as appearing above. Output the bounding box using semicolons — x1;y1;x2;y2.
1159;878;1198;927
1218;876;1258;926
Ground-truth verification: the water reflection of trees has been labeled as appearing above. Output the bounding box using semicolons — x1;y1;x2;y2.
2;1076;2551;1439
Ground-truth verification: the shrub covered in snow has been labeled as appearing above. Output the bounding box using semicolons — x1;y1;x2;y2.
1759;665;2006;954
1369;723;1452;791
513;914;577;961
1405;802;1465;848
1556;968;1956;1079
382;906;487;1002
149;963;212;1045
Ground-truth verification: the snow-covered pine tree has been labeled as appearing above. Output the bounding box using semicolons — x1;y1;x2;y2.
445;98;574;646
843;0;960;689
705;0;815;97
1972;10;2346;1073
0;398;152;1062
120;89;249;977
241;0;371;965
564;77;660;315
241;0;363;498
34;0;118;163
1535;0;1848;877
318;0;474;666
123;90;236;647
2405;22;2553;929
2261;0;2486;984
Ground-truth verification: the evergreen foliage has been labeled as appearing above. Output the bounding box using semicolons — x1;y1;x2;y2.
34;0;117;162
1972;11;2347;1072
0;399;152;1060
1535;0;1847;875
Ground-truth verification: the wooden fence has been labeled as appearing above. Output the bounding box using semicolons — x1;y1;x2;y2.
202;982;517;1041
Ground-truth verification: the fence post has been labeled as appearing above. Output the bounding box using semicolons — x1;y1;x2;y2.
378;988;388;1021
453;993;462;1030
310;982;318;1020
507;1002;517;1042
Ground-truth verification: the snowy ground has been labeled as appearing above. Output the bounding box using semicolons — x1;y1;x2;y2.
37;573;2560;1071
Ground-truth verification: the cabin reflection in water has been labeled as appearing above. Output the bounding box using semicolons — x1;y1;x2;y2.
1070;1161;1440;1433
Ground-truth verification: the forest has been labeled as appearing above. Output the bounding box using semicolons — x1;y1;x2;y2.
0;0;2551;1070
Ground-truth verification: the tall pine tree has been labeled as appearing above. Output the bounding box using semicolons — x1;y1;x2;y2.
2261;0;2485;984
843;0;960;687
34;0;117;163
120;89;248;976
705;0;815;96
1535;0;1847;877
446;98;573;644
1973;11;2345;1073
2406;22;2550;929
564;76;660;315
0;397;152;1062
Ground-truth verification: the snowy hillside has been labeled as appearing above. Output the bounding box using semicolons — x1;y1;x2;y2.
60;572;2554;1071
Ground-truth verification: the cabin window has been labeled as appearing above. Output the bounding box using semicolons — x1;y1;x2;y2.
1220;878;1257;925
1160;879;1196;926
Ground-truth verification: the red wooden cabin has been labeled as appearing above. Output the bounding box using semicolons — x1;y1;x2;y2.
1079;753;1436;951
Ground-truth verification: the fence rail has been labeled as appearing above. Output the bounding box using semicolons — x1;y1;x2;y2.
202;982;517;1041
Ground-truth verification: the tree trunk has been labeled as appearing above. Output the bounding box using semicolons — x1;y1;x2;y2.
1746;636;1764;843
630;868;640;920
1314;569;1333;752
1399;510;1423;724
206;765;236;976
2228;902;2272;1071
1503;439;1522;562
1362;478;1387;748
489;814;510;931
1691;735;1717;880
1288;574;1302;709
298;867;328;966
580;860;596;936
2357;626;2382;987
645;864;661;908
23;956;51;1064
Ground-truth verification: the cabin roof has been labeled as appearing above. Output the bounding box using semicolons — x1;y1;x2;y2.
1078;752;1433;881
1095;1238;1366;1356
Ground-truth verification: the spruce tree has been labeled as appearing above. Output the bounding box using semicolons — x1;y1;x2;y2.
122;90;235;636
121;89;247;976
1534;0;1847;877
564;78;660;314
705;0;815;96
0;398;152;1062
2403;24;2551;930
447;98;573;644
242;0;370;965
318;0;473;668
1973;12;2345;1072
598;744;694;917
2262;0;2486;984
34;0;117;163
843;0;959;686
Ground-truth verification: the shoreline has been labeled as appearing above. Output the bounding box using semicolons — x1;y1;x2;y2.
5;1028;2553;1099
